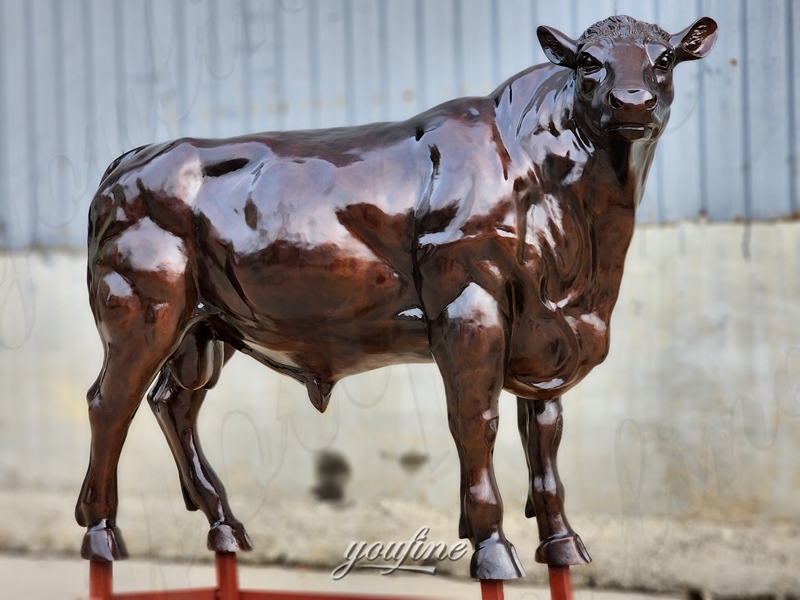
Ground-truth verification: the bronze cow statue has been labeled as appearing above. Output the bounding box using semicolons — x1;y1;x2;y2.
76;15;717;580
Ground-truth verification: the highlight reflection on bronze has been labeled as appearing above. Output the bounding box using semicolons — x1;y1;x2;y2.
76;15;717;580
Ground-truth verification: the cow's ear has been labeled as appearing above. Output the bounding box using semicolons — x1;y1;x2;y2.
671;17;718;63
537;26;578;69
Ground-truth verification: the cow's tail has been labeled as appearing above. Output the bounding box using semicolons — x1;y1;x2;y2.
88;144;151;246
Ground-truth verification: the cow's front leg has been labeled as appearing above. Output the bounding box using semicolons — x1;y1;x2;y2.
429;283;525;580
518;396;591;565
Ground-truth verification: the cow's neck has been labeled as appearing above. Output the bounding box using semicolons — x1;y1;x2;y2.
497;67;661;318
498;67;577;149
606;137;659;209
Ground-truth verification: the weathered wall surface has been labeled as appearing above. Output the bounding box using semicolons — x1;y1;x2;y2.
2;222;800;594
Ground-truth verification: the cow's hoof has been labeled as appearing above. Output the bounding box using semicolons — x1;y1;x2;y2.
208;521;253;553
470;533;526;580
535;533;591;565
81;520;129;561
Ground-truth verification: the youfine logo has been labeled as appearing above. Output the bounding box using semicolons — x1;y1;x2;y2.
331;526;469;580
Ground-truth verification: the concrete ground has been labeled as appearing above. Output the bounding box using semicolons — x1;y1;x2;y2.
0;552;681;600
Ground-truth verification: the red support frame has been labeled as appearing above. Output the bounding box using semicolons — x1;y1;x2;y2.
548;566;573;600
479;580;503;600
89;554;573;600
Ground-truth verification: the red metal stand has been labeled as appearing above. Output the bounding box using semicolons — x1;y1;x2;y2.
89;553;571;600
90;552;497;600
479;580;503;600
216;553;239;600
547;566;573;600
89;560;113;600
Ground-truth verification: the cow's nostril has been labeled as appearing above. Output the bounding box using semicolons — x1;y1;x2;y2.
610;89;657;112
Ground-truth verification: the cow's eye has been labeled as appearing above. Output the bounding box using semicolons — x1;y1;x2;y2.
654;51;674;71
578;54;602;74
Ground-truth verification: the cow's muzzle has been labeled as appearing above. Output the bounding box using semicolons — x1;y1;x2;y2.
606;88;659;141
608;88;657;112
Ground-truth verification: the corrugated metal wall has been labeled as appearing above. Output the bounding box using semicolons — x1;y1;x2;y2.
0;0;797;248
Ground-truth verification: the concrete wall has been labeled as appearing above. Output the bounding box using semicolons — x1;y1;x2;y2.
2;221;800;594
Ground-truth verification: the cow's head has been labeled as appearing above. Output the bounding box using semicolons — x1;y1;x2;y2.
537;15;717;143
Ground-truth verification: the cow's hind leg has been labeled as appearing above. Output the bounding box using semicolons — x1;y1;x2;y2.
147;324;253;553
429;284;525;580
76;267;189;561
518;397;591;565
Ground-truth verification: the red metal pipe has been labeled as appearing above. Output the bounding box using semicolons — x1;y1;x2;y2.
216;552;241;600
548;566;573;600
114;589;215;599
89;552;464;599
479;580;503;600
89;561;113;600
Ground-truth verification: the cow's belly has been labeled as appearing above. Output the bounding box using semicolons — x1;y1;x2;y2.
504;307;611;400
199;237;431;381
232;310;432;382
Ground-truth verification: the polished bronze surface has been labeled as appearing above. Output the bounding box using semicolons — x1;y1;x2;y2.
76;15;717;580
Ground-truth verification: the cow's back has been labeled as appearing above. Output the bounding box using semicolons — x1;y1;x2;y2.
89;113;487;380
